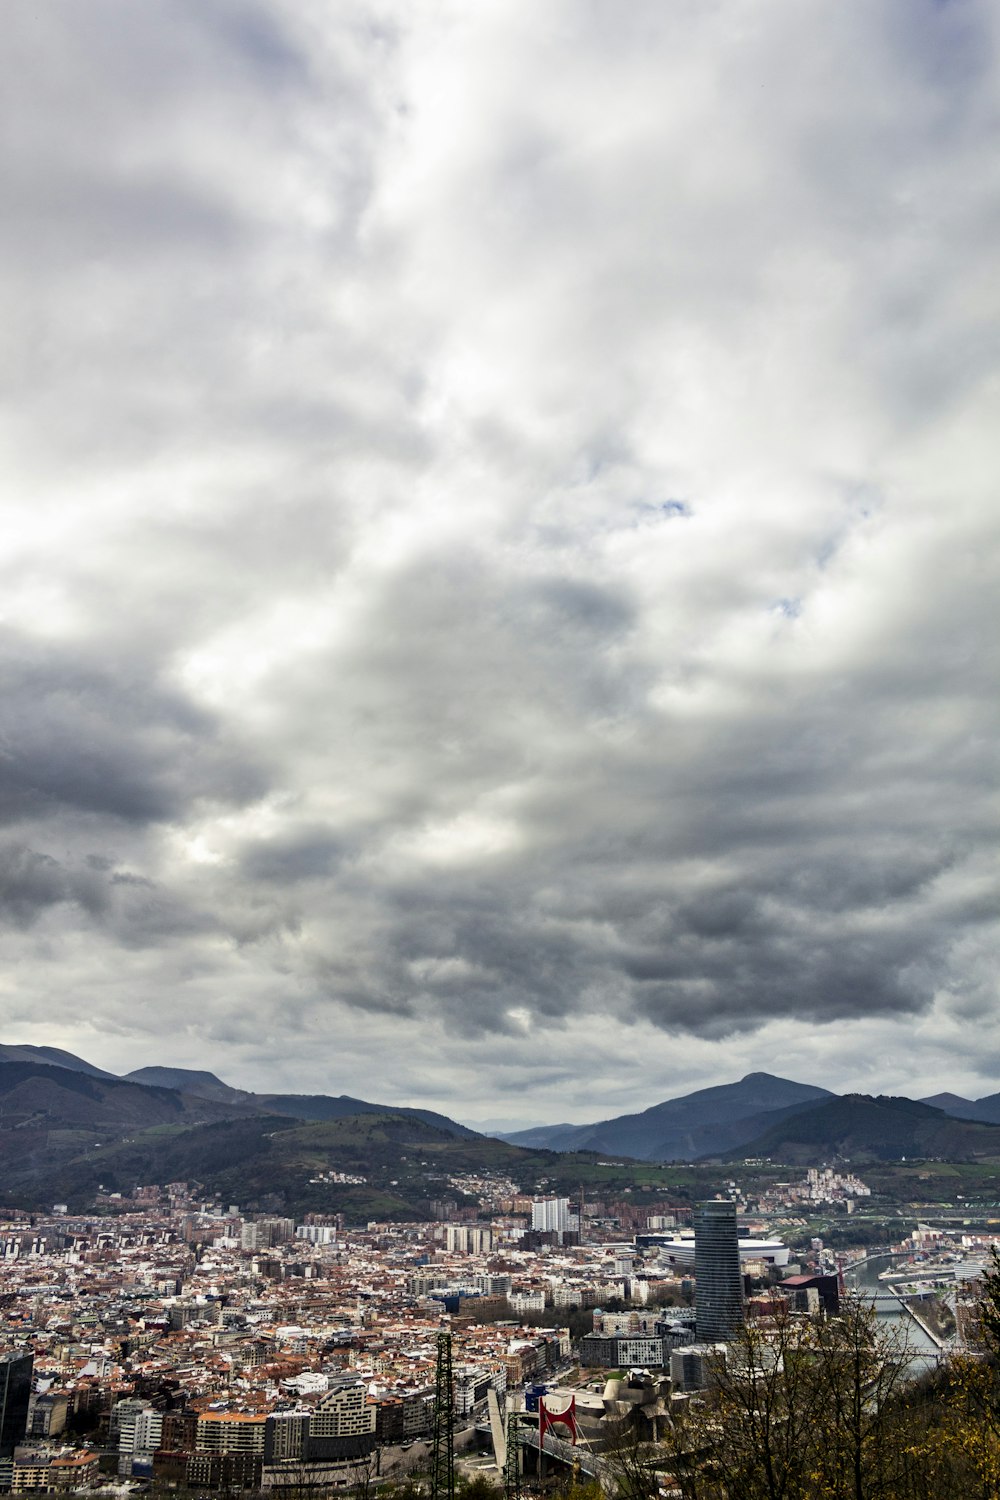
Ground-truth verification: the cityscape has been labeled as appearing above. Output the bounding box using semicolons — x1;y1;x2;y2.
1;1142;999;1495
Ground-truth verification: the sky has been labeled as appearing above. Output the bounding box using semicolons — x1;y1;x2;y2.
1;0;998;1130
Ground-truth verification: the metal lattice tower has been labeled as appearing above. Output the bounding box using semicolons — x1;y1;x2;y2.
504;1407;521;1500
431;1331;455;1500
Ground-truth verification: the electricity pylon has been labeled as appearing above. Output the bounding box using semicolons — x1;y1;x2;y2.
504;1406;521;1500
431;1331;455;1500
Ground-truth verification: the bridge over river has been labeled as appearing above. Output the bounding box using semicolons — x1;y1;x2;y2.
476;1422;607;1484
844;1253;954;1360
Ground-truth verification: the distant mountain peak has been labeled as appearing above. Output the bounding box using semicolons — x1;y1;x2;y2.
0;1044;115;1079
920;1092;1000;1125
500;1071;833;1161
718;1087;1000;1164
124;1067;250;1105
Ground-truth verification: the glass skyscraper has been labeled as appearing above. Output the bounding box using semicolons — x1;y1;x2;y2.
0;1349;33;1457
694;1200;745;1342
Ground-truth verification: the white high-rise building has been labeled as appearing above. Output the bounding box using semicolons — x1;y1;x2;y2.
116;1402;163;1454
445;1225;493;1254
531;1197;576;1234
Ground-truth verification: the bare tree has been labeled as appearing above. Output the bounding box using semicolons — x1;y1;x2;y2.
599;1413;663;1500
665;1299;915;1500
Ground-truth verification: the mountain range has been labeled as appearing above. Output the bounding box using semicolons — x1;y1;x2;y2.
4;1043;1000;1214
0;1044;478;1138
498;1072;835;1160
716;1092;1000;1165
920;1091;1000;1125
498;1074;1000;1161
0;1045;641;1221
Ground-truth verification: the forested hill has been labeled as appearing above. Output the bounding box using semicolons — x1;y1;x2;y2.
722;1093;1000;1163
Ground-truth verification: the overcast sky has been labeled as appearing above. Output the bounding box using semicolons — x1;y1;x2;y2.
1;0;998;1129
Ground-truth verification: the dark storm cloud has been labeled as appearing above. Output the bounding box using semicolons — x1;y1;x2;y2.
326;825;951;1041
0;844;108;927
0;631;268;827
240;833;344;884
0;841;214;952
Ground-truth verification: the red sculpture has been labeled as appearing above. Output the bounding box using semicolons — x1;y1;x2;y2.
538;1394;578;1446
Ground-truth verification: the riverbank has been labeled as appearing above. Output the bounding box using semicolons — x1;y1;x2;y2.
901;1299;948;1350
843;1252;944;1369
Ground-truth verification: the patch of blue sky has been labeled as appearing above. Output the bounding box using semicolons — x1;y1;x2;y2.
635;498;692;518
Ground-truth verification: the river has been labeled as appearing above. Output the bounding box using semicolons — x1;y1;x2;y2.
842;1252;944;1374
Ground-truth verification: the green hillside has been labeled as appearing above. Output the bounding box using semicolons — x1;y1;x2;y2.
0;1107;680;1219
724;1094;1000;1165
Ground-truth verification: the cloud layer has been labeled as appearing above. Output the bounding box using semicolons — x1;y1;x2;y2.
1;0;998;1123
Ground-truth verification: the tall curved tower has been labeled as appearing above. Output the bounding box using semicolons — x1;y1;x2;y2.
694;1200;744;1342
